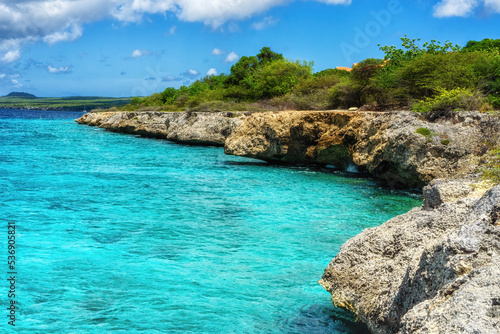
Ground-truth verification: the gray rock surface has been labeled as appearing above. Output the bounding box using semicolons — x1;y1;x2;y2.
422;178;477;210
76;111;245;146
319;184;500;334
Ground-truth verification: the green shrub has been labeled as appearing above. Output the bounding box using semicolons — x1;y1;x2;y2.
489;95;500;108
416;127;432;137
293;73;340;95
441;139;450;145
411;88;487;113
330;79;362;108
246;59;312;99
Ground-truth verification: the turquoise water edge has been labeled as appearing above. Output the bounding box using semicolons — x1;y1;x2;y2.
0;109;421;333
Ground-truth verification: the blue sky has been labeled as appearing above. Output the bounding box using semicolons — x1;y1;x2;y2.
0;0;499;97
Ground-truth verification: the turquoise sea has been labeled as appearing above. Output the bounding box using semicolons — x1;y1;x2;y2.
0;109;421;333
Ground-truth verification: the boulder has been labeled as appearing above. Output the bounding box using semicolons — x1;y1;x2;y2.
319;183;500;334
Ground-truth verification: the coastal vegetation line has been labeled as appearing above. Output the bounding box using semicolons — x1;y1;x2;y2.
122;37;500;115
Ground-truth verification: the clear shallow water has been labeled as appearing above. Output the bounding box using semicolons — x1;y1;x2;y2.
0;109;421;333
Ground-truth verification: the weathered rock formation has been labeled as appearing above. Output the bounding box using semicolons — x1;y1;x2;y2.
319;180;500;333
78;109;499;188
225;110;500;188
76;111;245;146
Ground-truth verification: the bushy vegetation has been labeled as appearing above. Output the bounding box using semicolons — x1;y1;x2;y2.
124;38;500;113
481;148;500;184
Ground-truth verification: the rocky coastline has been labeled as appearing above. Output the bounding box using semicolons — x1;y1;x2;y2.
76;109;500;333
76;110;245;146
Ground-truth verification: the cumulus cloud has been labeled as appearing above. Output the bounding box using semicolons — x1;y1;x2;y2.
0;0;113;62
181;69;200;78
434;0;478;17
0;0;354;62
1;50;21;63
212;48;226;55
434;0;500;17
43;23;83;44
485;0;500;11
206;68;218;76
47;65;71;74
131;49;151;58
225;51;239;63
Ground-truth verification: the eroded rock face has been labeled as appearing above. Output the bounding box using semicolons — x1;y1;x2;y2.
225;110;499;188
76;111;244;146
319;184;500;334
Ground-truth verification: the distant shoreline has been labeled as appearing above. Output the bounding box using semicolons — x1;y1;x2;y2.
0;105;86;111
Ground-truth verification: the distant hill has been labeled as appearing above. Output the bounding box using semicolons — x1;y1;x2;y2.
6;92;37;98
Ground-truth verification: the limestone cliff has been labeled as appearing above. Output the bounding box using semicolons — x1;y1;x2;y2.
225;110;500;188
76;111;244;146
319;180;500;334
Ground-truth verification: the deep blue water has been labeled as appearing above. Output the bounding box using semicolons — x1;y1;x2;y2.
0;109;421;333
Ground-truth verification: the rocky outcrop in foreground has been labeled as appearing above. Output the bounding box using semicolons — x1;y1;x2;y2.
225;110;499;188
76;111;244;146
319;180;500;333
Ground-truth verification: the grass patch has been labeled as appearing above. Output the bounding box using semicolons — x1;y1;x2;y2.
416;127;432;137
481;148;500;184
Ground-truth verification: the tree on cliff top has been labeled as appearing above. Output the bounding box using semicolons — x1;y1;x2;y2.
463;38;500;53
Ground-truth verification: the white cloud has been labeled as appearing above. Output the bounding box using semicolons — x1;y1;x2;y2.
167;25;177;35
182;69;200;78
434;0;478;17
112;0;352;27
433;0;500;16
0;74;5;79
43;23;83;44
0;50;21;63
206;68;218;76
252;16;278;30
10;79;23;88
47;65;71;73
131;49;151;58
212;48;225;55
0;0;355;62
484;0;500;11
225;51;239;63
